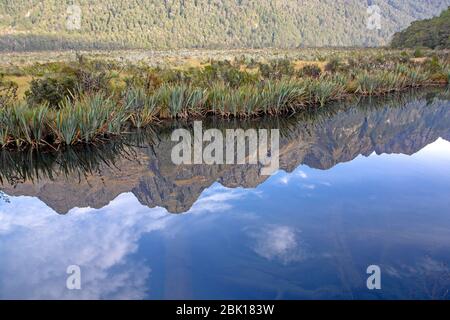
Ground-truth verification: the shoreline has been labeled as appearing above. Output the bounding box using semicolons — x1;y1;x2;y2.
0;83;448;152
1;50;449;150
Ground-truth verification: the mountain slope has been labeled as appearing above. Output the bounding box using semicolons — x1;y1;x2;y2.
1;0;450;51
391;6;450;48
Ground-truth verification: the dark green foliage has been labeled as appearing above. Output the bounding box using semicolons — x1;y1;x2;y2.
414;49;425;58
25;77;77;108
133;61;260;89
425;56;443;73
1;1;449;51
325;57;342;73
24;59;116;107
197;62;259;87
299;65;322;78
391;7;450;49
259;59;295;80
75;69;111;94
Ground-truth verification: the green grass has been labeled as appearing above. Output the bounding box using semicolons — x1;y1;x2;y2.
52;94;124;145
124;87;159;128
0;103;49;148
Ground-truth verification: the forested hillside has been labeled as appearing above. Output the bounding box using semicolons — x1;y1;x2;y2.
391;7;450;49
1;0;450;51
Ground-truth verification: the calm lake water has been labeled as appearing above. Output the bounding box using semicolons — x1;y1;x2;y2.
1;89;450;300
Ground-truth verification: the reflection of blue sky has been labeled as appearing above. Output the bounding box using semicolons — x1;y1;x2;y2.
0;193;169;299
1;138;450;299
0;185;250;299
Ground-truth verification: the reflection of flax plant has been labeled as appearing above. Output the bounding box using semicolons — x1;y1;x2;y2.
0;140;136;185
0;88;444;186
0;191;10;203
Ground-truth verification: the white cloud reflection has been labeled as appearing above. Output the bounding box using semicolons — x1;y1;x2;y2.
277;168;308;185
0;193;170;299
0;184;248;299
249;225;306;264
188;184;246;214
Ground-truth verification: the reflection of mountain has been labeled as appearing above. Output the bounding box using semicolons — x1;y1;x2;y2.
1;90;450;214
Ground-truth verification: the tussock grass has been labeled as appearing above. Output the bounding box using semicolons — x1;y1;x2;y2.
53;94;125;145
124;87;158;128
0;103;49;148
0;94;125;148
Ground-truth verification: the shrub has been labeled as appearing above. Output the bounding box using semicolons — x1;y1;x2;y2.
124;70;162;91
354;71;411;95
413;48;424;58
207;83;230;116
299;65;322;78
425;56;442;74
0;76;18;109
259;59;295;80
75;69;112;94
195;61;259;87
25;77;77;108
324;57;342;73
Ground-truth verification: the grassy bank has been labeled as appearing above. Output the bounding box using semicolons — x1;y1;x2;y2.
1;49;449;149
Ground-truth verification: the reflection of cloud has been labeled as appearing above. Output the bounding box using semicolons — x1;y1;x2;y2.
279;176;290;185
384;256;450;299
385;266;402;278
249;225;306;264
277;168;308;185
0;184;250;299
0;193;171;299
386;256;450;279
188;183;253;214
297;170;308;179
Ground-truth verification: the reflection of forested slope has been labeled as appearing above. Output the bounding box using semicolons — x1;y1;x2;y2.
1;90;449;214
1;1;450;50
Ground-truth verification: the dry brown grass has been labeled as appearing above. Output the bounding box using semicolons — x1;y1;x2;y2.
293;60;326;71
410;57;429;64
3;75;33;99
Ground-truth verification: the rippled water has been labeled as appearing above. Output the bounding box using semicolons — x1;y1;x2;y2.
1;89;450;299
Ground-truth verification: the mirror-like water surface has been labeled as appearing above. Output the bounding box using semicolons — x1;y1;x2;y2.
1;89;450;299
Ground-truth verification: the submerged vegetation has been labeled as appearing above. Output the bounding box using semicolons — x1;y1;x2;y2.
0;49;449;149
